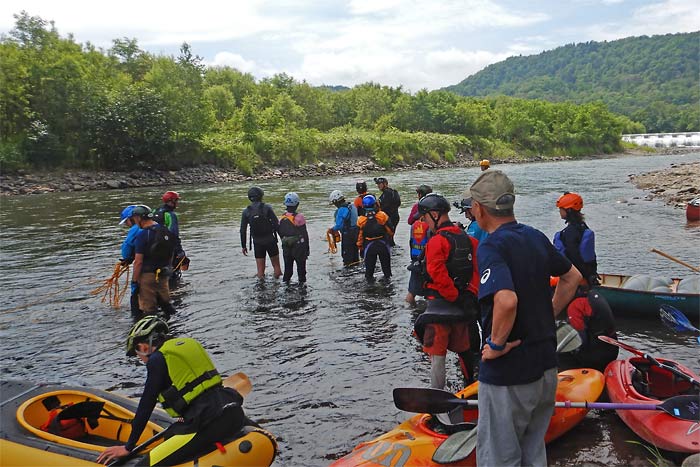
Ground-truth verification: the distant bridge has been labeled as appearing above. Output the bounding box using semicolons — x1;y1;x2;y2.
622;132;700;148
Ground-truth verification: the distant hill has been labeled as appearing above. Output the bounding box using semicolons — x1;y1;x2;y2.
444;32;699;133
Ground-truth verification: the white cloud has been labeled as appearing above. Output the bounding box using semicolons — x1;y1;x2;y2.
208;52;258;73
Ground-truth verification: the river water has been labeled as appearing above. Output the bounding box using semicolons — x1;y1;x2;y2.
1;152;699;466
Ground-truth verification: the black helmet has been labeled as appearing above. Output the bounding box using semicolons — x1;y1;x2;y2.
131;205;153;218
248;186;264;201
356;180;367;193
416;184;433;197
418;193;451;215
453;197;473;213
374;177;388;185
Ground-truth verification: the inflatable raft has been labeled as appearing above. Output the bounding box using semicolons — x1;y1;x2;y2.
0;380;277;467
332;368;605;466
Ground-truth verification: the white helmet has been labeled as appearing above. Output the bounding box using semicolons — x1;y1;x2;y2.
329;190;344;204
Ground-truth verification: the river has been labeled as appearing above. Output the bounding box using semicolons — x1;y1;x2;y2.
1;152;699;466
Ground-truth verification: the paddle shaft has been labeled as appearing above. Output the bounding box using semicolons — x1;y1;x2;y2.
598;336;700;388
434;398;682;412
651;248;700;273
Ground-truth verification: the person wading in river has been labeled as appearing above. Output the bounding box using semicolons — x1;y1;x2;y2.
96;316;247;466
240;187;282;279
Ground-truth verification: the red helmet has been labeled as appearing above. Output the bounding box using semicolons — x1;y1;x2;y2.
556;192;583;211
162;191;180;203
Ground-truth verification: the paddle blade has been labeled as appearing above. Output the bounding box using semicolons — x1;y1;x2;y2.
660;305;700;333
659;395;700;422
222;372;252;397
393;388;471;414
432;428;478;464
556;323;583;353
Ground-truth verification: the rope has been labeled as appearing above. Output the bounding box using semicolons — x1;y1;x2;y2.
90;262;130;309
326;230;338;254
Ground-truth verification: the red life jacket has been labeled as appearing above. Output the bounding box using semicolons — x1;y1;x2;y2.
40;403;87;440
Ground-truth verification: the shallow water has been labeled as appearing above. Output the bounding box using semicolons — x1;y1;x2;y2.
1;152;699;466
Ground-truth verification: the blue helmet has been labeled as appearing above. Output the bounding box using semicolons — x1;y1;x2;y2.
119;205;137;225
362;194;377;209
284;192;300;207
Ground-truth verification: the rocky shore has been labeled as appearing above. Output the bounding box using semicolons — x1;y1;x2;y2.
629;161;700;208
1;147;696;197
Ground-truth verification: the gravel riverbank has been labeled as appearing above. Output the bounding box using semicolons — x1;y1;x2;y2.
1;147;697;197
629;160;700;208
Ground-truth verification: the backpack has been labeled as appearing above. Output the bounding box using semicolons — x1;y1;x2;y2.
249;204;274;237
148;224;176;263
278;213;301;247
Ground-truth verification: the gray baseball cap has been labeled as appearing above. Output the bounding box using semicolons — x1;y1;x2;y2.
466;170;515;211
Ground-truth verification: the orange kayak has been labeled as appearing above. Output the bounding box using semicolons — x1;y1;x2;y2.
332;368;605;466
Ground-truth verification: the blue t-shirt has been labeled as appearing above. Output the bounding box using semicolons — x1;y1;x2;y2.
477;221;572;386
121;224;141;261
467;220;488;243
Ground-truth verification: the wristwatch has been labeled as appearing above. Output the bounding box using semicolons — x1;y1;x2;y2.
486;337;505;351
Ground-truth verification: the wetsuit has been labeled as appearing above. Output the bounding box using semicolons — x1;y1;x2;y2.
378;187;401;235
278;210;310;283
357;210;393;281
332;202;359;266
126;340;245;466
240;202;279;259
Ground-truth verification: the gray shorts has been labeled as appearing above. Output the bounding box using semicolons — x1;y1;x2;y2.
476;367;558;467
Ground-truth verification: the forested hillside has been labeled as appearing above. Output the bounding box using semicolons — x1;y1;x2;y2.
445;32;699;133
1;12;642;174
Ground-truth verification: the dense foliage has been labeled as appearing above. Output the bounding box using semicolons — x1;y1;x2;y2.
445;32;699;133
0;13;642;173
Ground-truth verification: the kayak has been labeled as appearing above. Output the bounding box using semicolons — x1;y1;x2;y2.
605;357;700;453
687;197;700;222
0;380;277;467
331;368;605;466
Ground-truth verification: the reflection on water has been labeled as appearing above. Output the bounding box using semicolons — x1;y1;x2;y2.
1;152;699;466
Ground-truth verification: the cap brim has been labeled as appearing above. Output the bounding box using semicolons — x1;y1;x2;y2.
119;218;129;225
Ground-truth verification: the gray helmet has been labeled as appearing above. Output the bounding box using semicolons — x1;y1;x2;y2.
284;192;300;207
131;205;153;219
418;193;451;215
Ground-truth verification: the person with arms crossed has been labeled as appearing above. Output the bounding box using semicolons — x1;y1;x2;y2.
468;170;581;467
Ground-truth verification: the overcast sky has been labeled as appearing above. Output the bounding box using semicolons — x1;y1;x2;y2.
1;0;698;91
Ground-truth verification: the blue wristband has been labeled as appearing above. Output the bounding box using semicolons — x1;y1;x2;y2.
486;337;505;351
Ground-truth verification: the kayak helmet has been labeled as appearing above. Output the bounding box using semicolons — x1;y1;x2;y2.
416;184;433;197
418;193;451;215
356;180;367;194
130;205;153;219
284;192;300;207
556;192;583;211
362;194;377;209
162;191;180;203
453;197;472;213
374;177;388;185
125;315;169;356
248;186;264;202
480;159;490;168
329;190;344;205
119;205;137;225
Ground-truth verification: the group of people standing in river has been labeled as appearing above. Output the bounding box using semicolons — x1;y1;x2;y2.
106;161;618;466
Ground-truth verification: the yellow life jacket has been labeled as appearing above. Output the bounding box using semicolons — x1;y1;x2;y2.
157;338;222;417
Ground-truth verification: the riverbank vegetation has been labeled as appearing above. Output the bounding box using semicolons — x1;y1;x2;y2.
446;32;700;133
1;12;643;175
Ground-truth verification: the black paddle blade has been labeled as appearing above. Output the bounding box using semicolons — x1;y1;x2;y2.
432;428;478;464
56;401;105;421
393;388;471;413
660;395;700;421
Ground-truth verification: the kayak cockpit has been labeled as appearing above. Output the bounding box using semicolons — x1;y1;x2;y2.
630;358;698;400
17;389;163;453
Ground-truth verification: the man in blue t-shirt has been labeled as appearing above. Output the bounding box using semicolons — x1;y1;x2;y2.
467;170;581;467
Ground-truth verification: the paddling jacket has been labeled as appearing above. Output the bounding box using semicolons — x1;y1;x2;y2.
423;224;479;303
554;222;597;285
409;219;429;260
357;210;393;248
241;202;279;247
121;224;141;262
378;187;401;217
154;204;180;237
157;338;222;418
332;202;359;234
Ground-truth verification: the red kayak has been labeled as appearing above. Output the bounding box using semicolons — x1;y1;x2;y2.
605;357;700;453
687;198;700;222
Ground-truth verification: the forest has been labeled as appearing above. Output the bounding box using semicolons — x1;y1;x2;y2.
0;12;644;174
446;32;699;133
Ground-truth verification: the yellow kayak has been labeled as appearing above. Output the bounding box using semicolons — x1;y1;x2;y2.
0;380;277;467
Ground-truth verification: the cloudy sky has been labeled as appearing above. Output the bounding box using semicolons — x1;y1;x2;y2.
1;0;697;91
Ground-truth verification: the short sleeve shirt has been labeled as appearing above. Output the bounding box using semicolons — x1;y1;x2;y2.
477;221;572;386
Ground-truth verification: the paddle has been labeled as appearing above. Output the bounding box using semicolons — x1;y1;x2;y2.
597;336;700;388
392;388;700;422
556;323;583;353
659;304;700;335
106;372;252;466
650;248;700;273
